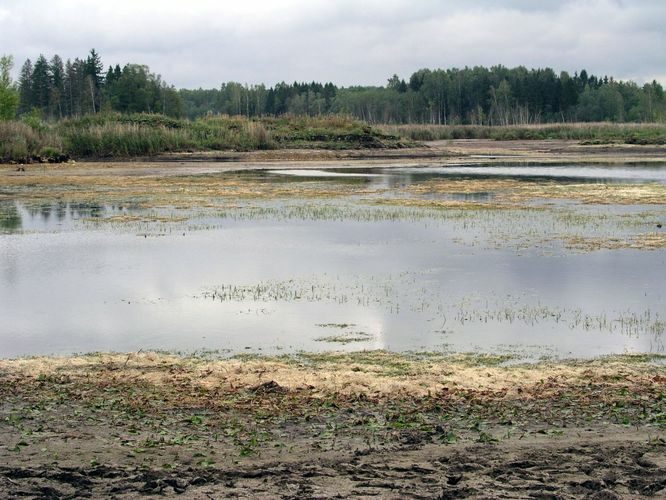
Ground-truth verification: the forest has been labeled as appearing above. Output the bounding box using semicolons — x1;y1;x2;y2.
1;49;665;125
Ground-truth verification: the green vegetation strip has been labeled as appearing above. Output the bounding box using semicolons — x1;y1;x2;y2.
0;113;407;162
378;122;666;144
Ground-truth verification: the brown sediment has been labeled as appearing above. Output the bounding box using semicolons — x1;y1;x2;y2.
4;164;664;209
0;352;664;498
405;178;666;205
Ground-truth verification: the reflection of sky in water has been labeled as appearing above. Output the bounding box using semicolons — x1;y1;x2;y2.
389;164;666;183
266;163;666;189
269;169;383;178
1;213;663;359
1;164;664;359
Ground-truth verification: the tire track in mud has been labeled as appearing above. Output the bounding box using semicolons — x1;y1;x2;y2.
2;436;664;498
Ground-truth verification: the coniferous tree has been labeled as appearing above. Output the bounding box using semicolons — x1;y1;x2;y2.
18;59;33;114
31;55;51;115
84;49;104;112
49;55;65;118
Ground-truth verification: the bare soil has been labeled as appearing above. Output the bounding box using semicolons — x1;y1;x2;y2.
1;352;664;498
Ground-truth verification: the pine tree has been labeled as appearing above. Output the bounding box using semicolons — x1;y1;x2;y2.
18;59;33;114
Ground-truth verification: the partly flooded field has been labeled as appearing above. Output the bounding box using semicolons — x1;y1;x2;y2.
1;162;664;359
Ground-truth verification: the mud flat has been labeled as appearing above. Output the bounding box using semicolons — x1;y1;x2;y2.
0;352;665;498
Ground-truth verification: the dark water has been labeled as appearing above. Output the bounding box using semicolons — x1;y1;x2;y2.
0;164;664;359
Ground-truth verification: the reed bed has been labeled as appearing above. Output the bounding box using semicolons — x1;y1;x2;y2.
378;122;666;143
0;113;401;162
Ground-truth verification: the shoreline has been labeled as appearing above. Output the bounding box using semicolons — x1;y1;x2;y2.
4;139;666;174
1;351;664;497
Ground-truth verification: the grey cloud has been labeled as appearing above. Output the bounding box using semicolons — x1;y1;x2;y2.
0;0;663;88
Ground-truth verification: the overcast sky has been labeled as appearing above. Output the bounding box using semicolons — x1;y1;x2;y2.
1;0;664;89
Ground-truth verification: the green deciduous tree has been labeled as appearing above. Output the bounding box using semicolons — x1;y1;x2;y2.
0;55;19;120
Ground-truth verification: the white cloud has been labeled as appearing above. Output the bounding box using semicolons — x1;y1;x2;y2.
1;0;664;88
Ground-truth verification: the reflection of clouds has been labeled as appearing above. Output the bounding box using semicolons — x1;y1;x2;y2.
269;170;382;178
393;166;666;183
0;208;663;359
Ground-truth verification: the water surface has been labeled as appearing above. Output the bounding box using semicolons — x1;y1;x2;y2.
1;164;664;360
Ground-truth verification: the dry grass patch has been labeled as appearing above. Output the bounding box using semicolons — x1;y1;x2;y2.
2;351;662;402
407;178;666;205
565;232;666;251
0;171;383;207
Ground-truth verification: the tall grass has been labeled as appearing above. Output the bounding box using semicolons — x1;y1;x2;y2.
0;113;402;161
378;122;666;144
3;114;664;162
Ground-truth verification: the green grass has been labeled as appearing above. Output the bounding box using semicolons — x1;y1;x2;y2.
0;113;405;162
378;122;666;144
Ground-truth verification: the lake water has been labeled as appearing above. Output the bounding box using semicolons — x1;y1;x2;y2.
1;164;664;360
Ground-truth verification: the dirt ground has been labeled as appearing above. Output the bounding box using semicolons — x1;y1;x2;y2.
1;352;664;498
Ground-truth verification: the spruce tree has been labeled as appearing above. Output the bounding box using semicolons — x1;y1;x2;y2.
18;59;33;114
32;55;51;115
50;55;65;118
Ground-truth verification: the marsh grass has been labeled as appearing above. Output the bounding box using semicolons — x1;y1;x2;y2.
378;122;666;144
4;170;664;252
314;331;375;344
0;113;404;162
197;273;664;340
565;232;666;251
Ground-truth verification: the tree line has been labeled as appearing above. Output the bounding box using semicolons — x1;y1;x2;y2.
184;68;664;124
1;49;664;124
3;49;182;120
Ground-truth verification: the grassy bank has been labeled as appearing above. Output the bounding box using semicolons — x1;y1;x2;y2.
3;116;664;163
0;113;406;162
378;122;666;144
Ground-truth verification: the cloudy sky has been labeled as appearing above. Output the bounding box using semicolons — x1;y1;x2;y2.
1;0;664;88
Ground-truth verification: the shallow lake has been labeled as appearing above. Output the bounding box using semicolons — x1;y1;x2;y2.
1;164;664;360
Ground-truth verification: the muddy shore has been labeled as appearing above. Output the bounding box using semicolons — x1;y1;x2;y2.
1;352;665;498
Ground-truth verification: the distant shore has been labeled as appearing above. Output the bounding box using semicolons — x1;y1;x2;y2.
1;113;665;165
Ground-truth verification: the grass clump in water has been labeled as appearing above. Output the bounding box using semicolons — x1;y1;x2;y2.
314;331;375;344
